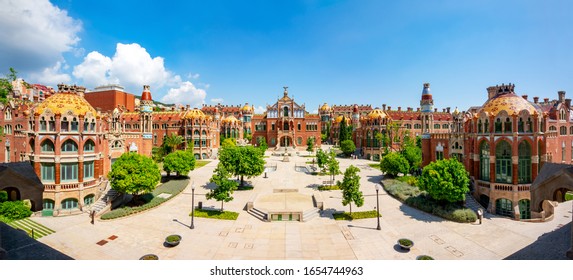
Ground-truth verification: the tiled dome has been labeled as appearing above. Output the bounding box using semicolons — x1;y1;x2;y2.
183;109;206;119
35;91;97;117
222;115;240;124
481;92;537;116
320;103;330;112
368;108;387;120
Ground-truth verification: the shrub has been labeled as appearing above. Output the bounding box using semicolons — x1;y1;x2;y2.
340;139;356;157
0;201;33;221
418;158;469;203
396;175;418;187
318;184;340;191
380;152;410;177
333;210;380;220
0;191;7;203
166;235;181;242
417;255;434;260
192;209;239;220
399;238;413;247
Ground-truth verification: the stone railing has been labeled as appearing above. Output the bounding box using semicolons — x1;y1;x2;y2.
44;184;56;191
60;183;79;190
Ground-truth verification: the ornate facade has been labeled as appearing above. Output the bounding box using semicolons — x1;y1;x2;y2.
422;83;573;220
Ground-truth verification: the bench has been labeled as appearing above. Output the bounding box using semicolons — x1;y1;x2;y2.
322;180;334;186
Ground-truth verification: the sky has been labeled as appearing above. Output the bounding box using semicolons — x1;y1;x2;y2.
1;0;572;114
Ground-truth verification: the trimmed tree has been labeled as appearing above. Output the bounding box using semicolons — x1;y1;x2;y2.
108;153;161;201
316;149;328;172
218;146;265;187
418;158;470;203
221;138;236;148
207;164;239;211
340;139;356;157
163;150;196;177
257;136;268;153
339;165;364;214
163;133;184;154
401;145;422;173
379;152;410;177
327;151;341;181
306;137;315;155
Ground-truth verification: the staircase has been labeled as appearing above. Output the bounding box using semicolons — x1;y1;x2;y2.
248;207;268;222
90;185;120;215
465;193;493;218
302;208;320;222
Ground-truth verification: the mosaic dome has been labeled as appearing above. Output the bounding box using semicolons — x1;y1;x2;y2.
368;109;387;120
183;109;206;119
333;115;350;124
481;92;537;116
320;103;330;112
222;115;240;124
241;103;254;113
35;92;97;117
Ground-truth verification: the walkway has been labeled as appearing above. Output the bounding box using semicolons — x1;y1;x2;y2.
31;148;573;260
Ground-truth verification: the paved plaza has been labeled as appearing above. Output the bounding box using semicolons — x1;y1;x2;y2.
31;148;572;260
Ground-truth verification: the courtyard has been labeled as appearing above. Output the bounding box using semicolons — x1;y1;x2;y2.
30;148;572;260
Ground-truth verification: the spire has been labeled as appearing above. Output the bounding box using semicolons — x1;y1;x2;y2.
283;86;288;98
420;82;434;113
141;85;152;101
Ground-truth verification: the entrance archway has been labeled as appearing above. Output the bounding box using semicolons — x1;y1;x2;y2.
2;187;20;201
280;136;293;147
553;188;569;202
479;194;490;209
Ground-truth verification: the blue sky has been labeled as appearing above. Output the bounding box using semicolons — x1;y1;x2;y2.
1;0;572;113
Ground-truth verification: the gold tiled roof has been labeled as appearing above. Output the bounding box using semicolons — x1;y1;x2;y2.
35;92;97;116
183;109;206;119
481;93;537;116
320;103;330;112
368;109;387;120
222;115;240;124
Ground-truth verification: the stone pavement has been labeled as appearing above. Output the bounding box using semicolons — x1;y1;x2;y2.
31;147;573;260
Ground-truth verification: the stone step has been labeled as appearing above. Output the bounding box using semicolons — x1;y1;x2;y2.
302;208;320;222
248;208;268;222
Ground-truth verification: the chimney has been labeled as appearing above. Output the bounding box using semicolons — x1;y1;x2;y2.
487;86;498;99
558;91;566;102
446;107;451;113
388;106;391;110
382;104;386;110
442;109;446;113
407;107;412;111
417;108;420;112
522;95;528;100
434;108;438;112
544;98;549;103
534;97;539;103
398;107;401;111
566;99;571;108
186;105;190;110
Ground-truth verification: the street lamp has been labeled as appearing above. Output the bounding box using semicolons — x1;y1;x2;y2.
190;182;195;229
375;183;381;230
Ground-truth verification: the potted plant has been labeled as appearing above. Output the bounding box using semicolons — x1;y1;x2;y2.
139;254;159;260
398;238;413;250
416;255;434;260
165;234;182;247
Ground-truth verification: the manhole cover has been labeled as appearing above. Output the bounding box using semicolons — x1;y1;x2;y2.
157;193;172;199
96;240;108;246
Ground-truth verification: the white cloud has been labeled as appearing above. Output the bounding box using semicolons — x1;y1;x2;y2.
0;0;81;72
210;98;224;103
254;106;266;114
73;43;173;90
161;81;206;108
29;61;71;85
187;73;200;79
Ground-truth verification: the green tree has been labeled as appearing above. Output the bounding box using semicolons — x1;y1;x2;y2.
306;137;315;155
108;153;161;201
379;152;410;177
0;68;17;104
339;165;364;214
316;149;328;172
163;150;196;177
218;146;265;187
418;158;470;203
207;164;239;211
340;139;356;157
0;200;32;221
401;145;422;173
339;116;353;142
163;133;184;154
0;190;7;202
221;138;236;148
327;151;341;181
257;136;268;153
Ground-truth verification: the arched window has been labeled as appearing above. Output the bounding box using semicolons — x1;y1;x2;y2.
202;130;207;136
4;125;12;135
478;120;483;133
71;117;78;131
4;108;11;120
84;161;94;179
495;140;512;183
518;141;531;184
61;163;78;181
84;140;95;152
84;194;95;205
83;119;89;131
527;118;533;133
283;107;289;117
40;116;47;131
484;119;489;133
442;124;449;129
479;141;490;181
41;140;55;152
48;117;55;131
496;198;513;217
518;118;524;133
495;118;502;133
62;139;78;152
61;198;78;210
43;199;55;209
560;126;567;135
504;118;512;133
61;117;69;132
366;130;372;148
194;130;200;136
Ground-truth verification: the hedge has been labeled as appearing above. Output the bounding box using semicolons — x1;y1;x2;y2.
333;210;380;220
191;209;239;220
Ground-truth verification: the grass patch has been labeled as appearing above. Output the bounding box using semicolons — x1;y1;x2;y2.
396;175;419;187
195;160;210;169
383;179;477;223
102;178;190;220
191;208;239;220
333;210;380;220
565;192;573;201
318;184;340;191
7;218;55;239
368;163;381;170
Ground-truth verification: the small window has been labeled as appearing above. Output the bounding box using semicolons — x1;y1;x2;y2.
62;140;78;152
41;140;55;152
61;198;78;210
84;194;95;206
84;140;95;152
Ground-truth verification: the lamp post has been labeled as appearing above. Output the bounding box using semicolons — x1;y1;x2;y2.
375;183;381;230
190;182;195;229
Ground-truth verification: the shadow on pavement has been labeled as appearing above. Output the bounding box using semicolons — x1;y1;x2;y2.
398;204;444;223
504;221;571;260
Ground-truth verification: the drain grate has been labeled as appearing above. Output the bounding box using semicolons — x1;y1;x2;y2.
219;231;228;237
245;224;252;229
445;246;464;257
96;240;108;246
108;235;118;240
244;243;254;249
429;235;445;245
228;242;237;248
235;228;244;233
